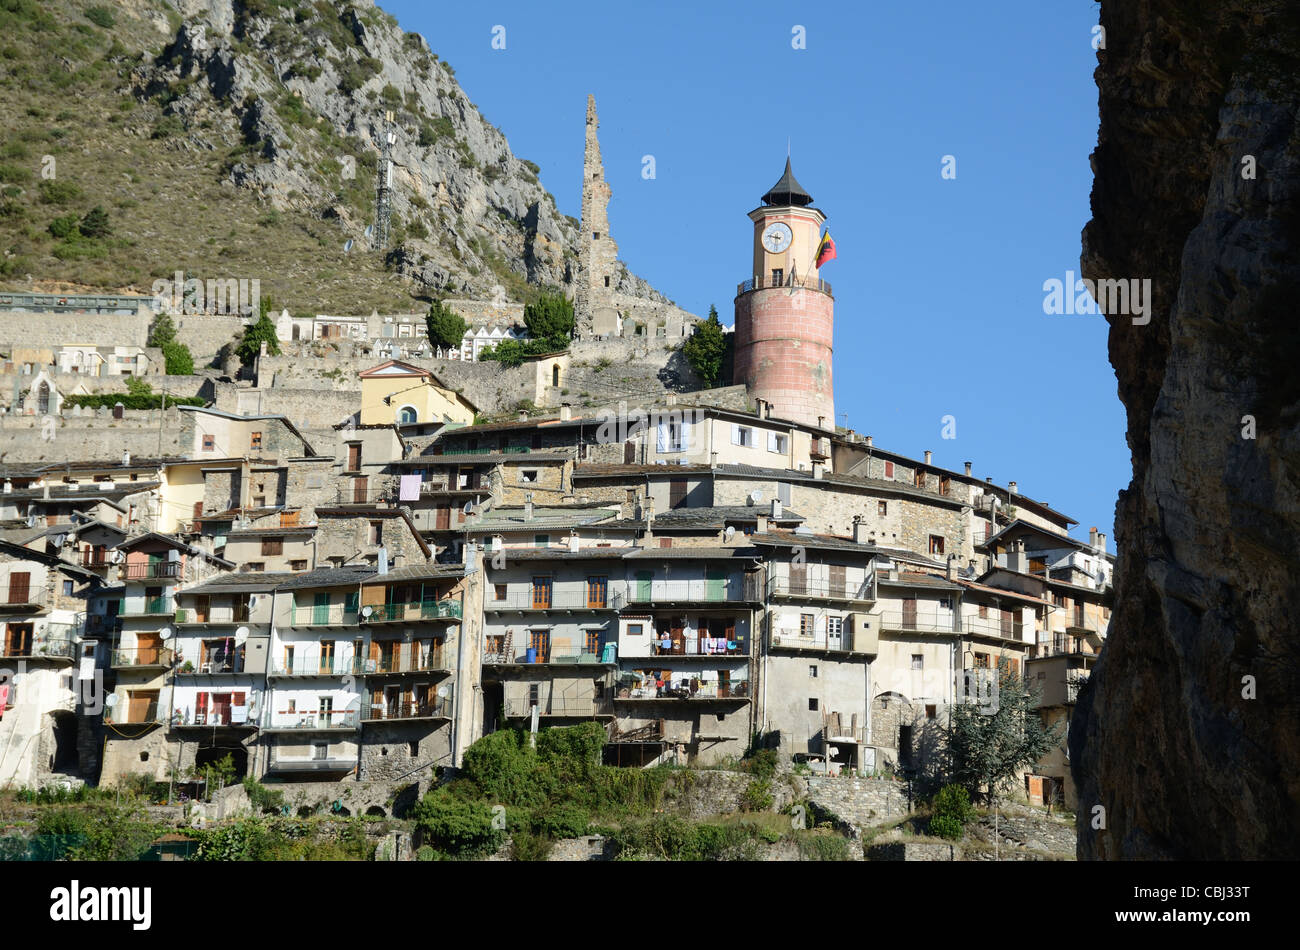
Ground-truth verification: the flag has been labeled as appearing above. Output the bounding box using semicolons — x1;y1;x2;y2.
814;229;837;268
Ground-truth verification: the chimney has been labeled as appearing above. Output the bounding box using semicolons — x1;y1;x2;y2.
524;492;534;521
665;392;678;407
947;554;959;580
865;435;873;447
559;404;572;422
924;450;932;465
644;495;655;527
1096;532;1107;554
1008;481;1017;495
818;416;826;430
1007;539;1026;573
755;512;768;533
568;533;580;553
518;410;528;422
1089;526;1099;550
122;450;130;467
847;429;855;440
964;461;972;476
986;477;992;483
771;498;782;520
853;517;870;544
811;462;823;479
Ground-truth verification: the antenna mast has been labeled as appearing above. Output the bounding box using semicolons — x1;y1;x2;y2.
374;110;395;251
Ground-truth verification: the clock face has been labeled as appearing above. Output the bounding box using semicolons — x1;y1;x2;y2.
761;222;793;254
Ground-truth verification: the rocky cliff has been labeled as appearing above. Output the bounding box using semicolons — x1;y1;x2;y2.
0;0;671;312
1072;0;1300;858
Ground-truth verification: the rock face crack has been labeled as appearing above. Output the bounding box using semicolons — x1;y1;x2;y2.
1074;0;1300;859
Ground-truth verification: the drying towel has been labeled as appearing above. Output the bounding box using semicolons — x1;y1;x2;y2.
399;474;422;501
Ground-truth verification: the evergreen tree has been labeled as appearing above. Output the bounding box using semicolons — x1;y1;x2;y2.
78;205;112;239
683;304;728;388
522;292;574;349
237;295;282;366
426;299;468;349
147;313;177;348
161;341;194;375
946;666;1063;804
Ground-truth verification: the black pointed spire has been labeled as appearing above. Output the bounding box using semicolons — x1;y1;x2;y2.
761;158;814;207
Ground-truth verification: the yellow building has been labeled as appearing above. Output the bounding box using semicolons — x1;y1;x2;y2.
358;360;477;427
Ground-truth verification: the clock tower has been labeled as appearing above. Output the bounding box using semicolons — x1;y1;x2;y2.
733;159;835;431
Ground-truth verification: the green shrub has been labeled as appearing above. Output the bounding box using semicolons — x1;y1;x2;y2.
794;832;851;861
928;815;963;840
510;830;552;861
532;803;590;840
411;794;505;858
415;844;439;861
931;784;976;825
38;179;80;205
739;747;778;779
740;779;773;812
242;777;285;815
84;5;115;28
48;214;79;239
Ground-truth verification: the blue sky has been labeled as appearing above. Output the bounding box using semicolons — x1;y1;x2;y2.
382;0;1124;542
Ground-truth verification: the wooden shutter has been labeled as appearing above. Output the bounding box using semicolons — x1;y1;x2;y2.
7;572;30;605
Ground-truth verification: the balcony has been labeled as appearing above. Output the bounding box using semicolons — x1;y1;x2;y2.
484;646;610;666
268;657;363;678
120;597;176;618
961;615;1027;640
175;609;252;626
736;274;832;297
360;698;450;723
1033;635;1094;658
104;701;163;726
267;756;356;773
333;486;396;506
486;589;614;613
432;446;528;456
362;650;450;675
611;577;764;609
121;561;181;580
809;438;831;460
767;575;875;605
84;614;123;637
262;710;359;731
0;635;76;662
768;631;868;656
502;697;613;718
365;599;462;623
173;707;255;728
176;654;246;675
0;589;47;612
421;476;491;494
614;680;751;702
649;636;747;658
111;646;176;670
290;604;360;627
876;611;960;635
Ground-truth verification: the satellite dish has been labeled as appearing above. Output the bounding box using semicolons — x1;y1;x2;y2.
159;626;173;640
235;626;249;640
343;238;354;253
104;694;118;708
749;490;763;505
723;526;736;541
25;514;37;528
360;605;373;618
436;685;449;698
364;225;374;239
461;500;474;515
111;550;126;564
52;533;67;548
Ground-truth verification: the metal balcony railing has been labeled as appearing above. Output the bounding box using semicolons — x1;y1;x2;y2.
290;604;360;626
736;275;832;297
365;599;462;623
263;710;360;730
0;635;76;661
650;636;747;657
611;577;763;609
84;615;123;637
104;701;162;725
486;588;614;611
767;575;876;603
875;611;960;634
121;561;180;580
111;646;176;669
177;653;246;675
433;446;528;456
422;475;491;494
120;597;175;617
961;615;1027;639
175;608;251;625
268;657;363;677
485;646;607;665
360;698;450;722
1034;634;1094;658
502;696;613;718
333;486;396;506
0;588;46;608
615;680;751;701
768;631;862;654
363;650;449;674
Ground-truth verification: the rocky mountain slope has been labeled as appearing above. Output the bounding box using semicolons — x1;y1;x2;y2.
0;0;671;313
1072;0;1300;858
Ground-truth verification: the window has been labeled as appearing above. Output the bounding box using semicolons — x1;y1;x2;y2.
290;560;307;571
399;406;417;424
531;576;552;609
884;460;894;479
915;469;925;488
939;476;950;496
534;535;549;548
261;537;283;556
628;623;644;637
911;654;923;670
771;268;784;285
658;537;672;548
409;740;419;756
973;653;990;669
928;535;945;555
978;604;988;618
369;521;382;545
494;584;507;601
657;418;687;453
520;469;539;484
768;432;788;454
586;576;608;609
585;629;601;654
531;432;543;450
799;613;815;637
878;500;887;516
244;562;265;572
732;425;753;447
250;431;262;450
808;697;818;711
809;665;818;678
202;434;215;452
827;616;843;637
313;742;328;761
62;580;74;596
925;704;937;719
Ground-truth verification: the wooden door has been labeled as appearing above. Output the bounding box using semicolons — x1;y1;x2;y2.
128;691;152;723
136;633;162;665
636;571;652;601
902;597;917;630
436;505;450;530
194;596;210;622
669;480;687;509
347;443;361;470
531;576;552;609
1000;608;1014;637
829;564;846;598
586;575;607;609
211;693;231;726
789;566;806;596
353;476;368;504
319;640;335;674
313;592;330;625
1027;775;1044;805
624;441;636;464
706;569;725;602
7;572;30;605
